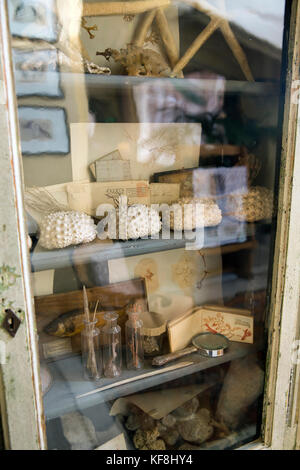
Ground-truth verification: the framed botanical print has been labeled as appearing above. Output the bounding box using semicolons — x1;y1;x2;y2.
8;0;58;42
13;49;63;98
18;106;70;155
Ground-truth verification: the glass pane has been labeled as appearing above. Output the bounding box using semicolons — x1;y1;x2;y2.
8;0;286;450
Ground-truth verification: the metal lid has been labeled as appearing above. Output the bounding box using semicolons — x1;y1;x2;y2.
192;332;229;358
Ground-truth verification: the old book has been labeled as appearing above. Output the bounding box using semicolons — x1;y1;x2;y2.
66;180;150;216
168;306;253;352
35;278;148;359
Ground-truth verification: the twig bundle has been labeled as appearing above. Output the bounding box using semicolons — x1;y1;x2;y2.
83;286;99;379
25;187;69;214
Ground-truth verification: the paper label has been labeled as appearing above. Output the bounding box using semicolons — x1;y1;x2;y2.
66;180;150;215
150;183;180;204
95;433;127;451
43;339;73;359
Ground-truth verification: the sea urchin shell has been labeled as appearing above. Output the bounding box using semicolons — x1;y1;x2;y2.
39;211;97;249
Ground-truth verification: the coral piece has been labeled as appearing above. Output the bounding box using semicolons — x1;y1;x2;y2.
179;443;203;450
39;211;96;249
117;204;161;240
216;356;265;429
176;408;214;444
133;428;162;450
169;197;222;231
125;413;141;432
96;44;171;77
160;429;179;447
151;439;166;450
144;336;160;354
226;186;273;222
126;405;156;431
81;17;98;39
172;397;199;420
83;60;111;75
162;414;177;428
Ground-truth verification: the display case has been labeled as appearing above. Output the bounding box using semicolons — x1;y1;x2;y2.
0;0;299;451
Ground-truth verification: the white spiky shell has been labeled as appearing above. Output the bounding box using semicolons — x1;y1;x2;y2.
39;211;97;249
118;205;161;240
226;187;273;222
169;197;222;231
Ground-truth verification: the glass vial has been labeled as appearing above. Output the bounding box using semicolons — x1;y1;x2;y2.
81;320;102;380
125;308;144;370
102;312;122;378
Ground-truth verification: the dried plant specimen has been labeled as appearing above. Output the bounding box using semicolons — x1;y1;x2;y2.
81;17;98;39
96;44;171;77
134;258;159;293
123;14;135;22
172;253;198;289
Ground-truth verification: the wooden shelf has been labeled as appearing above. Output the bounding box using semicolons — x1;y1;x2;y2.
43;341;255;421
31;217;264;272
84;73;280;97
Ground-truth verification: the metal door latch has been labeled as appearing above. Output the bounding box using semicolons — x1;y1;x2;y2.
2;309;21;337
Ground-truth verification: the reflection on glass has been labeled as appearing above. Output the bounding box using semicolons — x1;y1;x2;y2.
9;0;286;450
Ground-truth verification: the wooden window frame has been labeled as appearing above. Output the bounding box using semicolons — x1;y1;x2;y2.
0;0;299;450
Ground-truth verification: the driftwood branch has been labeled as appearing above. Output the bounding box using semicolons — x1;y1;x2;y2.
219;21;254;81
133;9;158;47
172;18;221;76
155;8;179;68
173;0;254;81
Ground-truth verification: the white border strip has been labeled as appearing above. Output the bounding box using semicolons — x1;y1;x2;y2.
0;0;46;450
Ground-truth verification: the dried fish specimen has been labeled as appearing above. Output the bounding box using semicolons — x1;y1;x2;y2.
226;186;273;222
96;44;171;77
44;308;105;338
39;211;97;250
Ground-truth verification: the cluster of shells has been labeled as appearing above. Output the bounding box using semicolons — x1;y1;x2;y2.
168;197;222;231
226;186;273;222
125;397;218;450
117;205;161;240
39;211;97;249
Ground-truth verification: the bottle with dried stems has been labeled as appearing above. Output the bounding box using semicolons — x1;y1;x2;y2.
102;312;122;378
81;320;102;380
125;304;144;370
